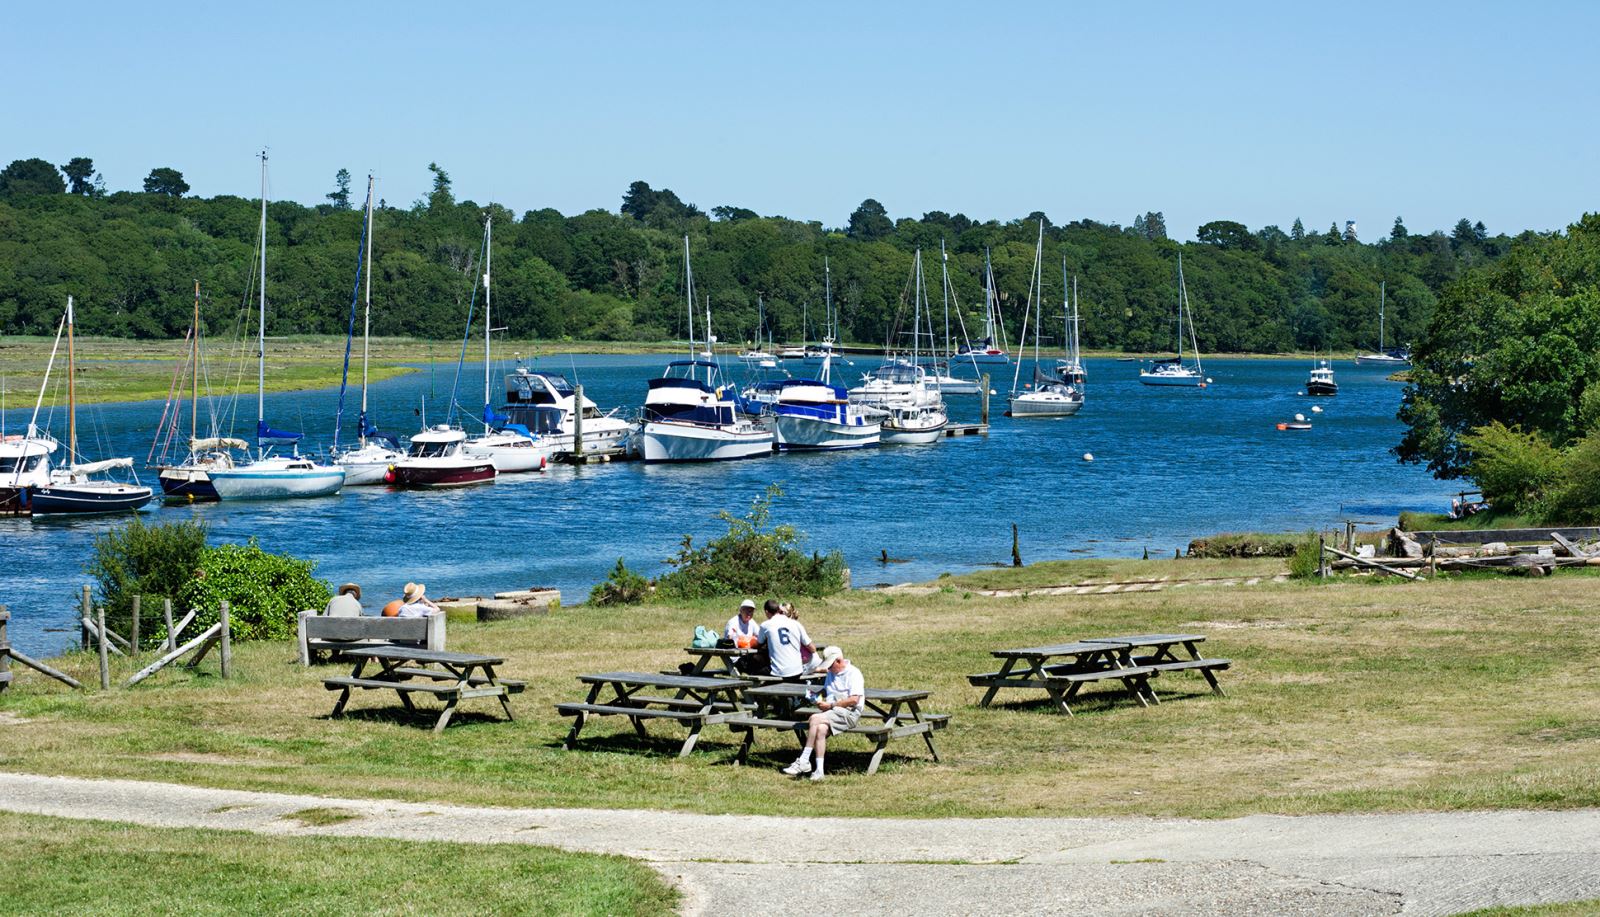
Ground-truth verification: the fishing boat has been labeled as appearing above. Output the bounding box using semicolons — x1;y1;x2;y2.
1355;281;1410;366
639;238;774;462
462;215;549;474
1305;360;1338;396
1139;253;1208;387
387;425;496;487
149;281;246;500
879;402;947;444
501;365;636;457
333;176;405;485
763;354;881;451
954;249;1011;367
1007;226;1084;418
25;297;153;515
208;153;345;501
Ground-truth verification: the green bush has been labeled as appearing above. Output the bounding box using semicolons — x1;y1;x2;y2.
177;541;332;641
1287;532;1323;580
1541;431;1600;525
1459;421;1565;515
86;517;209;644
589;558;652;606
655;485;847;601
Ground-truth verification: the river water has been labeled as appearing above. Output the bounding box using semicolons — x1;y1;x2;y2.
0;355;1451;652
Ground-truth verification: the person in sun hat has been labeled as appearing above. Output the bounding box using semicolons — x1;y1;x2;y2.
397;582;439;618
781;645;863;782
322;583;363;617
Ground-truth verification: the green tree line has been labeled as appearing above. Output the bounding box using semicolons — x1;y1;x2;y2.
0;157;1526;352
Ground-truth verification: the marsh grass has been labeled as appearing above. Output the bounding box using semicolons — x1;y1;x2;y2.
3;562;1598;820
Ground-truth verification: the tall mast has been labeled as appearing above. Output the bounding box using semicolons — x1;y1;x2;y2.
65;295;77;461
360;175;374;444
482;213;492;429
191;279;200;444
824;256;832;343
1175;253;1185;361
941;240;951;360
256;151;268;442
683;235;695;358
1379;280;1386;351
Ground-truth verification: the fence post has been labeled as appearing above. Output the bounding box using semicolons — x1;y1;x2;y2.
97;606;111;690
219;601;232;679
1;605;11;692
1345;521;1356;554
131;595;141;658
163;598;176;653
1319;535;1328;579
81;585;92;650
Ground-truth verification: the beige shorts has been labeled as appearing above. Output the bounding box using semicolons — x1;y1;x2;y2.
821;706;860;734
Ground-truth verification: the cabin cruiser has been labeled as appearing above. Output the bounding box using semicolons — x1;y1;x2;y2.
639;360;773;462
501;367;635;457
388;426;496;488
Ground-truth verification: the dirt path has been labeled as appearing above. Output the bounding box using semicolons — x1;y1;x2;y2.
2;772;1596;916
887;572;1291;597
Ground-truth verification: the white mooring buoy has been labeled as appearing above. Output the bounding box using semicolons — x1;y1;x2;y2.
1083;452;1094;462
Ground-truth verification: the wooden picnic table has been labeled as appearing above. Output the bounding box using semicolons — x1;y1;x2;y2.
968;641;1157;715
727;683;949;774
1082;633;1230;697
678;646;824;687
556;671;752;757
323;645;523;734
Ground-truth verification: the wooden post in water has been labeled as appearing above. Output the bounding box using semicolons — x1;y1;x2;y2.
1011;523;1022;567
80;585;92;650
131;595;141;658
96;606;110;690
573;384;585;458
163;598;176;653
980;374;991;426
219;601;232;679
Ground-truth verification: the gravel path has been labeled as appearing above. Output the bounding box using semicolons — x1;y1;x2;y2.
3;772;1597;915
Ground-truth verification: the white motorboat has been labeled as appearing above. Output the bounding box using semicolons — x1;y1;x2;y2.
1139;252;1208;388
848;359;939;407
389;425;497;487
762;356;880;451
502;367;635;457
1355;281;1411;366
1305;360;1338;396
334;175;405;485
2;430;59;513
880;402;948;444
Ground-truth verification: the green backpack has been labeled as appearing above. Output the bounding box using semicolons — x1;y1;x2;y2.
691;625;719;648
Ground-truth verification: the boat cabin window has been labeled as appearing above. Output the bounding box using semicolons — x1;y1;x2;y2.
0;454;44;474
504;371;575;405
407;440;454;458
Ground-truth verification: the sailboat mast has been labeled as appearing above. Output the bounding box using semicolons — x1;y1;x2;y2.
360;175;374;444
256;151;268;440
941;239;951;361
824;256;831;340
683;236;694;359
1175;253;1185;361
482;213;493;430
65;295;77;461
191;279;200;444
1379;280;1386;351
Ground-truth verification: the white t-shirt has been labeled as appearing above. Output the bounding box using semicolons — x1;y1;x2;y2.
759;616;812;676
822;663;865;705
725;613;761;641
397;601;432;618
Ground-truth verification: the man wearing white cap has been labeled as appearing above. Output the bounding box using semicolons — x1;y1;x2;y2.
725;598;762;644
782;646;863;781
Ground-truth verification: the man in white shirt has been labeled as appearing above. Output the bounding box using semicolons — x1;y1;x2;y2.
725;598;761;644
782;646;863;781
758;600;814;679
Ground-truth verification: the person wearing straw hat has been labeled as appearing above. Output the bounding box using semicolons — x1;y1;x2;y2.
781;645;863;782
397;582;439;618
322;583;363;617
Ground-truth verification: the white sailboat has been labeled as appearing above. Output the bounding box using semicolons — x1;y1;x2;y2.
802;264;840;364
954;249;1010;366
1139;252;1209;388
875;250;949;444
1009;226;1084;418
463;214;550;473
150;281;247;499
1355;281;1410;366
334;175;405;485
1055;270;1088;385
738;296;778;368
927;240;981;395
209;153;346;500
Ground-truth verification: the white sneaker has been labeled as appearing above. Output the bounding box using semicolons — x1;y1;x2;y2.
809;769;825;782
782;759;812;776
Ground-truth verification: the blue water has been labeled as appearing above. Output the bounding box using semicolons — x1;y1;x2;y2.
0;355;1451;653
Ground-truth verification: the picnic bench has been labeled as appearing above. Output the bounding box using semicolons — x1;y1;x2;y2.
298;609;445;665
727;683;949;775
323;645;522;733
1082;634;1230;698
967;641;1158;715
556;671;752;757
678;645;825;687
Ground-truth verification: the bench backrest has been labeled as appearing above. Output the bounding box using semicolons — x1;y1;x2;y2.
296;610;446;665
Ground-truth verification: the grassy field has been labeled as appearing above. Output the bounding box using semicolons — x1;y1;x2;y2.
933;555;1289;590
1457;904;1600;916
2;811;677;916
1399;510;1544;532
4;558;1599;820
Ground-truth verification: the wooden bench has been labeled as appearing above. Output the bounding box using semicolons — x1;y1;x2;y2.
323;646;516;733
557;672;753;757
1084;635;1231;698
297;610;445;665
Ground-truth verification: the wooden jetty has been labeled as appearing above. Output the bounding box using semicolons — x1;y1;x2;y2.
944;423;988;437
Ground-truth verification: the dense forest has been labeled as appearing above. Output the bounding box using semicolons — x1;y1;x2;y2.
0;155;1530;353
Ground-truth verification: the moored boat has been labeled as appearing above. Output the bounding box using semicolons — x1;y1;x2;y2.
334;174;405;485
1305;360;1338;396
1139;253;1208;388
764;356;881;451
388;425;497;487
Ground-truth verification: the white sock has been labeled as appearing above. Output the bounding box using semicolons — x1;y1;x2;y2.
797;748;813;763
813;757;824;775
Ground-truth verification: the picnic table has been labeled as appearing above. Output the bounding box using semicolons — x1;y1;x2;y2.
1083;633;1230;697
967;641;1158;715
727;683;949;775
678;646;824;686
556;671;752;757
323;646;523;733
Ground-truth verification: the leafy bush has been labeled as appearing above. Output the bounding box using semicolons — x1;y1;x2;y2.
655;485;847;601
87;517;209;643
1459;421;1565;515
177;541;331;641
1287;532;1323;580
1541;431;1600;525
589;558;652;606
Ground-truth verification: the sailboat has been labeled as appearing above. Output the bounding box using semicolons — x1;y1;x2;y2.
26;296;154;515
738;296;778;368
334;175;405;485
639;237;775;462
803;263;839;364
1008;225;1084;418
1139;253;1208;387
1054;270;1088;385
925;240;981;395
462;214;550;473
1355;281;1410;366
208;153;346;500
150;281;247;500
854;250;949;444
955;249;1010;366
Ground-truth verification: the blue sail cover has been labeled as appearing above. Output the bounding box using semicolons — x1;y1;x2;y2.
359;412;400;449
256;420;304;447
483;404;509;426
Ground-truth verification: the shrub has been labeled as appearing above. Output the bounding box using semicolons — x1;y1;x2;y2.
86;517;209;644
1287;532;1323;580
1458;421;1564;515
589;558;652;606
1541;431;1600;524
177;541;332;641
655;485;847;601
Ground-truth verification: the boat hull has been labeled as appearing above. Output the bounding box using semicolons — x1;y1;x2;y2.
390;461;497;488
880;423;946;445
28;483;153;515
773;415;880;451
157;467;218;500
1139;372;1205;387
641;421;774;462
1008;395;1084;417
956;353;1009;366
1304;381;1338;396
930;376;981;395
338;460;396;486
208;469;345;500
464;441;548;473
1354;354;1409;366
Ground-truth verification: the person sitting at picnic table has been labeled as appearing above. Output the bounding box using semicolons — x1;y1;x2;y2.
323;583;363;617
396;582;439;618
759;598;814;680
782;646;863;782
725;598;762;646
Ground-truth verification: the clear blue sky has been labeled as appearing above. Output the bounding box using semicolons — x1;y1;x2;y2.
8;1;1596;240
